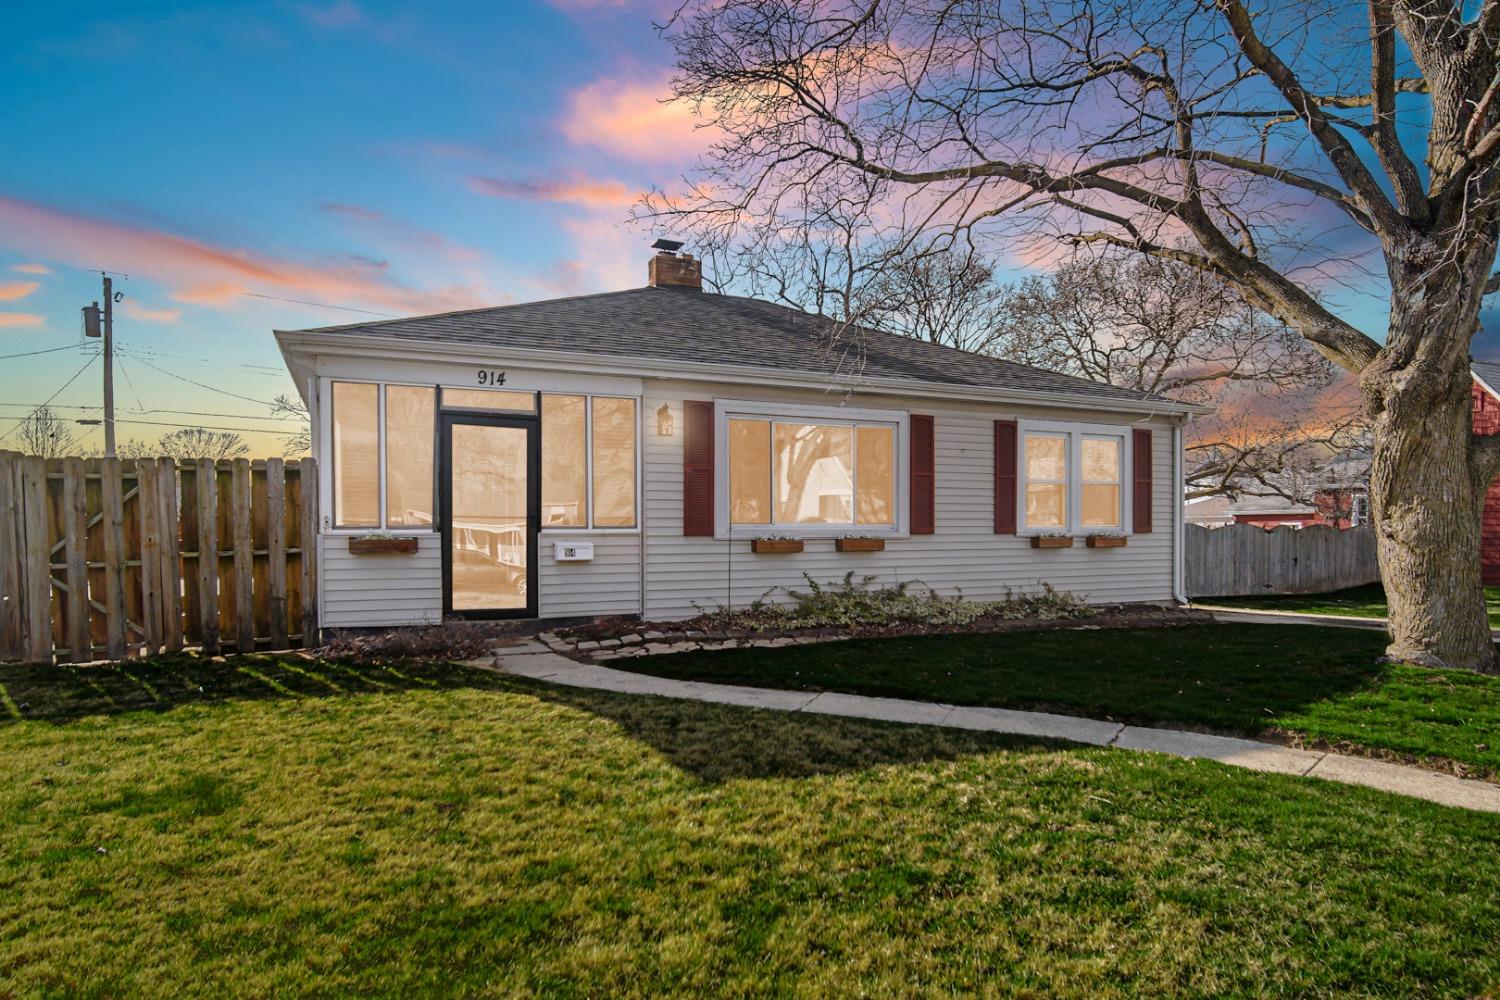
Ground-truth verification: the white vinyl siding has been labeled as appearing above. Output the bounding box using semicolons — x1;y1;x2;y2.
643;382;1175;620
310;359;1177;626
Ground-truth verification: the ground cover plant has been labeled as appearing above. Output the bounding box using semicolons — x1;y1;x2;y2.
571;574;1098;641
617;623;1500;778
1;651;1497;997
1204;583;1500;629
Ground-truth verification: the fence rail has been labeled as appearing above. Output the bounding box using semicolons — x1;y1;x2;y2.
0;451;318;664
1185;522;1379;598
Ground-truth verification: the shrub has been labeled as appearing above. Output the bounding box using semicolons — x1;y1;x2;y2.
691;574;1093;631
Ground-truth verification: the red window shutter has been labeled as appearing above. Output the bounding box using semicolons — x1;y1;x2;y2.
910;414;935;535
1132;429;1153;534
994;420;1018;534
682;400;714;536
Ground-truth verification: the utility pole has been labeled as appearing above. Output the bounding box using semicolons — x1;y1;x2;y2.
102;275;115;458
81;273;119;457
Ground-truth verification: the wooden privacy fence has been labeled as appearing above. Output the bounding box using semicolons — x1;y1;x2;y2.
0;452;319;664
1185;522;1379;598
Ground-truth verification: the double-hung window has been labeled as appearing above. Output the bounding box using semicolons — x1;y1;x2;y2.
719;401;906;535
1019;422;1129;534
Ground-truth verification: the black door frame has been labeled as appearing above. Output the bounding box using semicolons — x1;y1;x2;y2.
440;411;540;619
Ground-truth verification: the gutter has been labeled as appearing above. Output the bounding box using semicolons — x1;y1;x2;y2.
274;330;1213;420
1173;420;1188;605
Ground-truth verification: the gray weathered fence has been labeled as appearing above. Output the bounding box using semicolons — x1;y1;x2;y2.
0;451;319;664
1185;522;1379;598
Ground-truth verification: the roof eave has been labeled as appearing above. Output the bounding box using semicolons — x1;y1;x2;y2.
273;329;1210;419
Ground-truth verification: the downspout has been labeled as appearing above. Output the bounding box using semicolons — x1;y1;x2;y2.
1172;417;1189;606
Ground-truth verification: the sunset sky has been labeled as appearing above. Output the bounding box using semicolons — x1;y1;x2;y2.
2;1;1494;456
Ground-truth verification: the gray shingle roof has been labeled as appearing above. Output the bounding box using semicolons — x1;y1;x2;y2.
1475;360;1500;393
285;286;1169;406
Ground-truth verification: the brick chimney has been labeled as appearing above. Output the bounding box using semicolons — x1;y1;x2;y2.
648;249;702;290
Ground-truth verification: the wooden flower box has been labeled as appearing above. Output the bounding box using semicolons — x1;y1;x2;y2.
1029;535;1074;549
751;538;804;554
1086;535;1127;548
836;537;886;552
348;536;419;555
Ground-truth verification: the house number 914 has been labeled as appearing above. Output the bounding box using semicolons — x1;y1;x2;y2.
476;369;507;386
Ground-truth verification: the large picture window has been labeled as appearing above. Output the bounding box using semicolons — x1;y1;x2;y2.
1019;422;1129;533
723;404;903;533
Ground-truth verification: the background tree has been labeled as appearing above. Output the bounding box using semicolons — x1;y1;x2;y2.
14;406;77;458
651;0;1500;670
989;252;1356;499
270;394;312;457
121;428;249;462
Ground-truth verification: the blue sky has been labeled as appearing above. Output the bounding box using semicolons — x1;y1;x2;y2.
1;2;1490;455
0;0;695;453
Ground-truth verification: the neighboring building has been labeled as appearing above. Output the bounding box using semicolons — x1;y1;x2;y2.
275;247;1202;628
1184;495;1233;527
1226;495;1320;529
1472;361;1500;584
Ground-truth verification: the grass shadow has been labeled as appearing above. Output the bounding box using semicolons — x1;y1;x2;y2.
0;653;507;726
0;652;1058;784
520;679;1064;783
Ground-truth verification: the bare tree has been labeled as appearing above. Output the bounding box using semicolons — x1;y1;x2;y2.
988;252;1348;498
864;248;1008;352
15;406;77;458
148;428;249;462
271;393;312;456
650;0;1500;670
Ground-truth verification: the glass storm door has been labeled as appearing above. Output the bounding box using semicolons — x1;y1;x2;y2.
441;415;539;618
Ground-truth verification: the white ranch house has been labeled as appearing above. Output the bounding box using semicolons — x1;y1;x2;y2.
275;248;1202;628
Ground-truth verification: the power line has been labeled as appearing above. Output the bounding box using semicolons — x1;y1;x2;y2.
106;417;299;434
241;291;395;317
0;343;98;361
0;401;298;422
0;355;99;445
126;354;275;406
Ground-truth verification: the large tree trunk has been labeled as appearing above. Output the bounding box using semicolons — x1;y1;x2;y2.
1364;276;1499;673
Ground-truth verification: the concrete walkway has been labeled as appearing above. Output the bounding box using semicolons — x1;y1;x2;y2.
486;641;1500;814
1197;604;1500;638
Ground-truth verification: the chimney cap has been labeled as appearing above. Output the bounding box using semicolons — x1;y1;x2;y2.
651;238;685;253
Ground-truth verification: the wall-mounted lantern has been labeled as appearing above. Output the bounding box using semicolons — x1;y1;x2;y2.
657;403;673;437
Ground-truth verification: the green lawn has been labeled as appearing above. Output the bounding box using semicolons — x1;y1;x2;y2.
1;654;1497;996
617;623;1500;776
1202;582;1500;627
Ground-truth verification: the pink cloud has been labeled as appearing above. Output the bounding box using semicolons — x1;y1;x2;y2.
0;312;44;328
0;281;40;302
120;301;182;323
12;263;51;275
561;74;714;163
319;202;482;263
0;195;490;317
467;175;640;210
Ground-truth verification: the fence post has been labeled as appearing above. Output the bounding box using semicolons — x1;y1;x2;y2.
62;457;90;663
100;457;128;660
21;456;52;663
231;458;255;653
158;459;184;652
0;452;24;662
195;458;220;655
266;458;288;649
137;458;162;654
299;456;319;647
